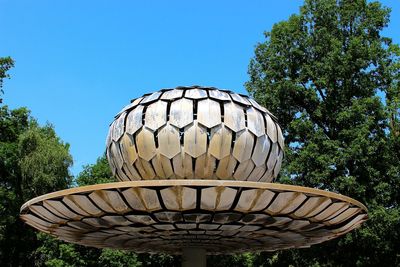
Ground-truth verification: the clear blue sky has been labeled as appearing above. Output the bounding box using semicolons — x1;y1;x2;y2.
1;0;399;176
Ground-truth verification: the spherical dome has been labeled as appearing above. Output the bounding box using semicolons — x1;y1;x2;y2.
106;86;284;182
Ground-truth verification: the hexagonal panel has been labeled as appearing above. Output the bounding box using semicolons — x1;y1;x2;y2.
183;122;207;158
197;98;221;128
145;101;167;131
157;123;180;159
136;127;157;161
169;98;193;128
125;105;144;135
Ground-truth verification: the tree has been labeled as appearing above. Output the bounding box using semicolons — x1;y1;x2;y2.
246;0;399;266
0;106;73;266
0;57;14;103
75;154;115;186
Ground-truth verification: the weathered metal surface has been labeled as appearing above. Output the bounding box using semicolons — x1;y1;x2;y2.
20;180;368;255
106;86;285;182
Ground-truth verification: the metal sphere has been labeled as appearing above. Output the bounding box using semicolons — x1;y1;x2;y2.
106;86;284;182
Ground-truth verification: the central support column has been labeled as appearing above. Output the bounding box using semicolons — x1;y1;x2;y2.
181;247;207;267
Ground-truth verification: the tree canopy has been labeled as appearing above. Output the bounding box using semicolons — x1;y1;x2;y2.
0;57;14;103
0;105;73;266
246;0;399;265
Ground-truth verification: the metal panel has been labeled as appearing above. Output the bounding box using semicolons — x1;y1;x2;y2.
125;105;144;135
145;101;168;131
208;125;232;160
169;98;193;128
197;98;221;128
246;107;265;137
183;122;207;158
224;102;246;132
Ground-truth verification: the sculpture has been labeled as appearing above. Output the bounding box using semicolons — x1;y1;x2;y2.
20;86;367;266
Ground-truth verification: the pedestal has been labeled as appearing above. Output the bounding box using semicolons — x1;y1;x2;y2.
182;248;206;267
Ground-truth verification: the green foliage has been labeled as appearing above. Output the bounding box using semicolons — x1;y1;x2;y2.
35;233;142;267
76;154;115;186
99;249;141;267
0;56;14;103
0;105;73;266
208;253;255;267
246;0;400;266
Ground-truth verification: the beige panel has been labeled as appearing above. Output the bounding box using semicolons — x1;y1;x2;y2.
171;152;185;178
230;93;251;106
224;102;246;132
110;141;124;169
183;154;195;179
102;216;131;226
160;89;184;100
123;188;161;211
160;186;196;210
134;158;156;179
197;98;221;128
125;215;156;225
325;207;360;225
215;155;237;179
312;202;349;221
277;124;284;149
209;89;231;101
82;218;111;228
169;98;193;128
248;97;267;113
248;166;267;181
89;190;131;214
266;192;307;215
157;123;181;159
293;197;332;218
201;187;237;210
233;160;255;181
285;220;310;231
43;200;82;221
125;105;144;135
273;150;284;179
265;115;278;143
119;133;138;165
235;189;275;212
152;154;174;179
112;112;126;142
29;205;68;224
252;135;271;167
145;101;168;131
141;91;162;104
184;88;207;99
325;204;351;221
267;142;279;170
122;162;141;181
122;188;146;211
246;107;265;137
21;214;56;230
195;154;216;179
183;121;207;158
116;167;131;181
331;214;367;234
136;127;156;161
232;130;254;162
63;195;103;217
209;125;232;160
